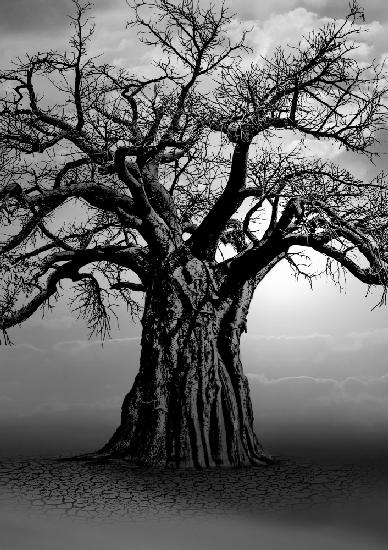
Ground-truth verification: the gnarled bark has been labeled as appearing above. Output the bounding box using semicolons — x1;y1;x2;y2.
98;249;272;468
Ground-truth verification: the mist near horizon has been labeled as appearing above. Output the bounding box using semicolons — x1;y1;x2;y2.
1;266;388;463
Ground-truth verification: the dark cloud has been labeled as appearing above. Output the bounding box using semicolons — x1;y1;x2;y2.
0;0;135;71
2;0;385;38
0;0;73;35
0;0;125;35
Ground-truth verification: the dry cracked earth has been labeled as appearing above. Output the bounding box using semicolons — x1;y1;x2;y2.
0;455;387;549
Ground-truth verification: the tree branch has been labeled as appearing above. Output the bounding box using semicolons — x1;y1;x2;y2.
114;147;180;255
189;142;250;259
111;281;145;291
286;233;387;286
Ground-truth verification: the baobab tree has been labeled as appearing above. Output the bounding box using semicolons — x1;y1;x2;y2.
1;0;388;468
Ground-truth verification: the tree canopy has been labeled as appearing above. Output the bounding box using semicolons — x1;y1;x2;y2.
1;0;388;343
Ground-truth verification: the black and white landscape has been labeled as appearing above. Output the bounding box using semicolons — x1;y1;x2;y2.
1;0;388;548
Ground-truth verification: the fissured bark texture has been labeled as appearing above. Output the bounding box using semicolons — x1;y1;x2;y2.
100;249;271;468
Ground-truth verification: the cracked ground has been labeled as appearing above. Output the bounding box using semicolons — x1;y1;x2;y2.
0;455;387;549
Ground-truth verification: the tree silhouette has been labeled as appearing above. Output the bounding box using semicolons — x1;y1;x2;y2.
1;0;387;467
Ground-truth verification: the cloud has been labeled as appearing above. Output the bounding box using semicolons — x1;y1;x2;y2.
0;0;73;34
243;327;388;380
0;0;124;35
248;371;388;395
287;138;343;160
1;328;387;459
0;335;141;424
0;342;46;354
235;3;388;82
250;8;328;58
52;336;141;354
28;315;76;331
238;0;388;24
251;393;388;461
245;370;388;459
247;372;388;434
0;0;135;68
0;326;386;424
24;394;123;415
301;0;388;24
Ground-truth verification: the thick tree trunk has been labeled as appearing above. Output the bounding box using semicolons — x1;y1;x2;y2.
99;250;272;468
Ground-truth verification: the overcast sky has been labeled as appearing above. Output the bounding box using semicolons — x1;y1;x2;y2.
1;0;388;460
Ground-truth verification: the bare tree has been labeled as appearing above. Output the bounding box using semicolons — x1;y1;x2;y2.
1;0;388;467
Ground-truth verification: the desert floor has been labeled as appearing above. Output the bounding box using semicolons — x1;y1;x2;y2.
0;455;387;549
